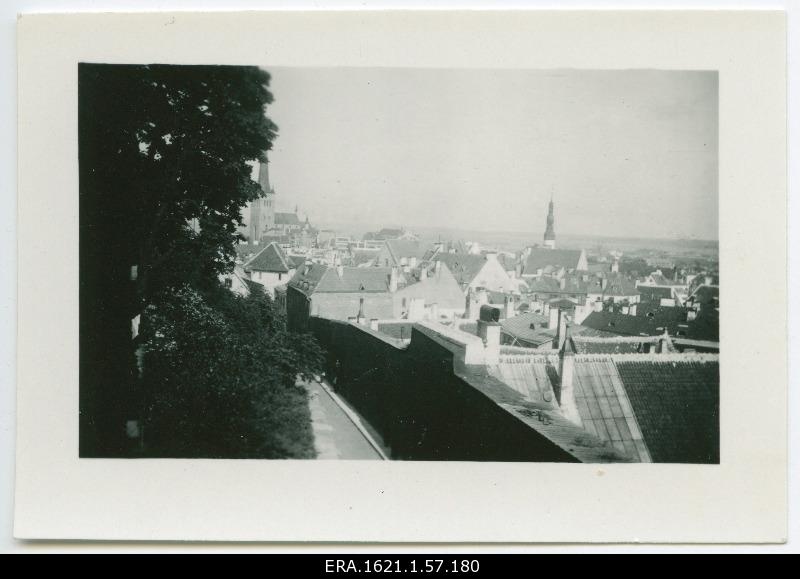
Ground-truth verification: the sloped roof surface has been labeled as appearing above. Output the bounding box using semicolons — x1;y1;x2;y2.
432;253;490;288
386;239;427;261
275;212;301;226
289;265;393;295
244;242;291;273
524;248;583;273
615;359;719;463
572;358;651;461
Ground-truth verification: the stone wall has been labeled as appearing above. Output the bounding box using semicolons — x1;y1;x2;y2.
309;317;578;462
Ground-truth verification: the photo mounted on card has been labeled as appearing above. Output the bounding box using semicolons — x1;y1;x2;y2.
15;10;787;543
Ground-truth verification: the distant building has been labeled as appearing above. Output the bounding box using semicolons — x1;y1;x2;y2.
286;264;398;330
431;252;513;295
363;227;417;242
375;239;428;270
238;155;276;243
520;248;588;276
543;196;556;249
243;242;296;297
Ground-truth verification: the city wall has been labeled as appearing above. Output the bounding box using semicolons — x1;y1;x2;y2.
308;317;578;462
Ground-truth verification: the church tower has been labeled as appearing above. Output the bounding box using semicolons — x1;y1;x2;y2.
543;196;556;249
246;154;276;243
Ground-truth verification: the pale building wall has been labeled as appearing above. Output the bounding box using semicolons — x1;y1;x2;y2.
467;256;513;294
250;267;295;296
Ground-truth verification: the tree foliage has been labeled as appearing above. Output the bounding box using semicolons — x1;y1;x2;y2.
140;285;324;458
79;64;324;458
80;64;277;303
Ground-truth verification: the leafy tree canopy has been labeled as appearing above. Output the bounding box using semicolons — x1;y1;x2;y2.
79;64;278;304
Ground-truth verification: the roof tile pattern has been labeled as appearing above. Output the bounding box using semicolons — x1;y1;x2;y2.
615;360;719;463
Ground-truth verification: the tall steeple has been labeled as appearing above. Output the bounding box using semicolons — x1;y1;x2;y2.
543;193;556;249
258;155;271;193
251;153;276;241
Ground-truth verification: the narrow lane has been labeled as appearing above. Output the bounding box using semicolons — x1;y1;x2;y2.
303;379;385;460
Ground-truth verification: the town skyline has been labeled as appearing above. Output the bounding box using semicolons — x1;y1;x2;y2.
262;67;718;241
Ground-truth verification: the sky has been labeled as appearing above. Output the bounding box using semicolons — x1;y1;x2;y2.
261;67;718;241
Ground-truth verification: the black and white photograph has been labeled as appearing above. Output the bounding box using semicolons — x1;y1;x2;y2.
79;64;720;464
13;8;789;546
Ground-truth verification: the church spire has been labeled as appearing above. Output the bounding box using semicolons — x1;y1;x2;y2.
257;155;271;194
543;194;556;249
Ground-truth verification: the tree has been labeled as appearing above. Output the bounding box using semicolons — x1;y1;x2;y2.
140;285;324;458
79;64;279;455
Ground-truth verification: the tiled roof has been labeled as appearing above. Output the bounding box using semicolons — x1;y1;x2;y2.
615;359;719;463
581;306;719;341
244;242;292;273
571;357;651;461
289;264;393;295
489;350;719;463
431;253;490;289
523;248;583;274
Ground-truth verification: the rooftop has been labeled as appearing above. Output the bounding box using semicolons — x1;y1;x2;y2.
523;248;584;274
243;242;292;273
289;264;394;295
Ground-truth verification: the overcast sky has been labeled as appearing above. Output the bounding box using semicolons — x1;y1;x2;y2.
261;67;718;240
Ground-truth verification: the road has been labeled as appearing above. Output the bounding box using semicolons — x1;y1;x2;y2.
303;379;386;460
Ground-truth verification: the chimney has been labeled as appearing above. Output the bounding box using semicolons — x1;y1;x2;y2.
465;287;473;319
548;305;559;330
557;324;581;426
704;275;713;286
612;259;619;273
434;260;442;275
504;294;514;319
356;296;365;324
419;266;427;281
477;306;502;364
593;299;603;312
554;309;568;351
336;264;344;278
656;328;675;353
514;262;523;278
559;277;566;290
369;318;379;331
389;267;398;292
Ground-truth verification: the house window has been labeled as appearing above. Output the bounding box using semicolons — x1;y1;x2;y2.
224;278;232;289
278;273;282;281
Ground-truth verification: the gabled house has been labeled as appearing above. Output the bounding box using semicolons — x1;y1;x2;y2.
431;252;513;294
375;239;428;270
286;264;398;330
520;247;588;277
243;242;296;297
